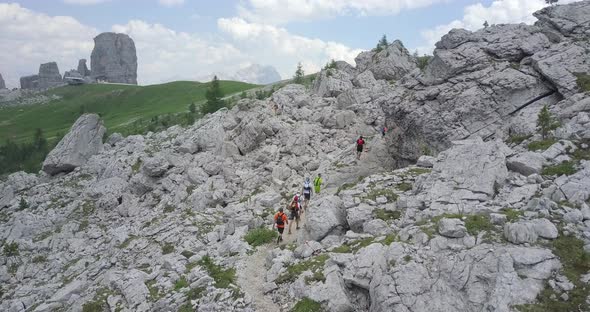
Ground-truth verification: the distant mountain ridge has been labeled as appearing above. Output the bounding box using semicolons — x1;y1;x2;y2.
198;64;282;85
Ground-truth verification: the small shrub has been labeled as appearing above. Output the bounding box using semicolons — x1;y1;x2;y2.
464;215;494;235
18;197;29;210
131;158;142;174
117;235;137;249
244;227;277;247
174;276;189;291
276;254;329;284
537;105;559;140
336;182;357;195
396;182;413;192
304;271;326;285
3;242;19;256
32;255;47;263
527;139;557;151
77;219;89;232
331;244;352;253
178;303;193;312
161;243;175;255
574;72;590;92
145;280;161;301
364;188;398;202
502;208;524;222
187;287;206;300
197;256;236;288
542;161;577;176
416;55;432;70
292;297;323;312
163;205;175;213
381;234;398;245
373;209;401;221
403;255;412;262
82;301;104;312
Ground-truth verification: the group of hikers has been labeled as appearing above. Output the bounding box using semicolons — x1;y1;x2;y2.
273;174;323;243
272;127;389;244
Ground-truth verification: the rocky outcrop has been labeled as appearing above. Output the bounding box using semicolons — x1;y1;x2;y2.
42;114;106;175
91;32;138;84
0;73;5;89
20;74;39;89
355;40;417;80
77;59;90;77
38;62;63;89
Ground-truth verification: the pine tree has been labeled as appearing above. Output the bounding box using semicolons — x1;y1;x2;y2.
202;76;225;114
189;102;196;115
483;20;489;28
376;35;389;52
294;62;305;84
537;105;553;140
545;0;558;5
19;197;29;210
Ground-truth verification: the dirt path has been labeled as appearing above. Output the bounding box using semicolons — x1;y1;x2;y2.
237;211;307;312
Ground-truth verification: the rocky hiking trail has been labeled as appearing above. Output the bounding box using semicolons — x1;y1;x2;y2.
237;205;308;312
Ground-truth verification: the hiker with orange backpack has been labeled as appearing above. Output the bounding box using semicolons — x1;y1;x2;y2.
273;207;288;243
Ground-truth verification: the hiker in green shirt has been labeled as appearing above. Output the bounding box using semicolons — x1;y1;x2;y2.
313;173;323;194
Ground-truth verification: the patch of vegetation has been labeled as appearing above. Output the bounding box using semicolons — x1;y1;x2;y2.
145;280;162;301
373;209;401;221
161;243;175;255
81;201;96;216
527;139;557;151
174;276;189;291
516;235;590;312
304;271;326;285
197;255;236;288
178;303;194;312
292;297;324;312
374;34;389;52
244;227;278;247
18;197;29;211
82;288;116;312
507;134;533;145
502;208;524;222
77;219;89;232
542;161;577;176
420;226;436;239
336;182;357;195
381;234;398;246
32;255;47;263
403;255;412;262
239;187;263;203
572;145;590;161
405;168;432;176
364;188;398;202
574;72;590;92
416;55;432;71
464;215;494;235
131;158;142;174
33;231;53;243
0;128;53;175
117;235;137;249
3;241;19;256
431;213;463;224
163;205;176;213
396;182;413;192
330;237;376;254
276;254;329;284
186;286;206;301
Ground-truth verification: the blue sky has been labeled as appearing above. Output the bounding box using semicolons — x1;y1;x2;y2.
0;0;576;88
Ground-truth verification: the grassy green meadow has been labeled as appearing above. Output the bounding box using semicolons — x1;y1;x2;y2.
0;80;258;143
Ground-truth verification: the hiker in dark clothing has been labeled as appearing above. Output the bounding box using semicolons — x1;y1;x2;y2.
356;136;365;159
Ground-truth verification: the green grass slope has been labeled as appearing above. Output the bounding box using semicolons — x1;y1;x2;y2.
0;80;258;143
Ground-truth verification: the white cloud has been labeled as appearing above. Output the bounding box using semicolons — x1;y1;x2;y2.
158;0;185;7
415;0;582;55
238;0;449;24
0;3;98;88
217;17;363;78
63;0;110;4
112;20;246;84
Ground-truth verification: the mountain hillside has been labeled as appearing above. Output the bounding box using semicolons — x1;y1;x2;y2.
0;2;589;312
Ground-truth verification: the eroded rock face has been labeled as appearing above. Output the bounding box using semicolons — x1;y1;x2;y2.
42;114;106;175
20;74;39;89
38;62;63;89
77;59;90;77
91;32;137;84
355;40;416;80
0;73;5;89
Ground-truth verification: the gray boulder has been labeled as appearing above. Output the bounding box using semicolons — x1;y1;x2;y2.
532;218;558;239
305;196;347;241
312;67;354;97
438;218;467;238
0;73;5;89
506;152;546;176
142;156;169;177
534;0;590;39
354;40;416;80
91;32;138;84
38;62;63;89
504;222;538;244
42;114;106;175
416;155;435;168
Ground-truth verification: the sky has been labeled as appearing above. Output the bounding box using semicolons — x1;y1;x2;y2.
0;0;581;88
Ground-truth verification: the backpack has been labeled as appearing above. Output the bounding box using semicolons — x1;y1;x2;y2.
303;184;311;194
293;195;299;203
276;213;284;226
357;138;364;146
304;181;310;189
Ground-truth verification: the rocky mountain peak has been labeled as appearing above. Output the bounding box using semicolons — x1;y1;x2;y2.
90;32;138;84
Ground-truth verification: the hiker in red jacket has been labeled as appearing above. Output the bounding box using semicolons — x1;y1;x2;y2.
273;208;288;243
356;136;365;159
